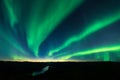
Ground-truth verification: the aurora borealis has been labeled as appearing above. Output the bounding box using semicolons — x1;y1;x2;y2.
0;0;120;61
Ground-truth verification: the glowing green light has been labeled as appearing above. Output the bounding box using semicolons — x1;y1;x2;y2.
59;45;120;60
103;52;110;61
4;0;17;27
49;11;120;56
1;0;120;61
26;0;84;57
12;54;30;61
32;66;49;76
0;24;27;56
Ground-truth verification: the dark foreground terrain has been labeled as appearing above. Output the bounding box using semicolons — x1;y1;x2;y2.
0;61;120;80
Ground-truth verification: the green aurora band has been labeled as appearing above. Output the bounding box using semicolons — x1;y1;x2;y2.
2;0;84;58
26;0;84;57
4;0;18;28
0;24;27;57
48;10;120;56
1;0;120;61
59;45;120;60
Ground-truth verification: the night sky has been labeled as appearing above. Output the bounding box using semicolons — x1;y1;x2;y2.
0;0;120;61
